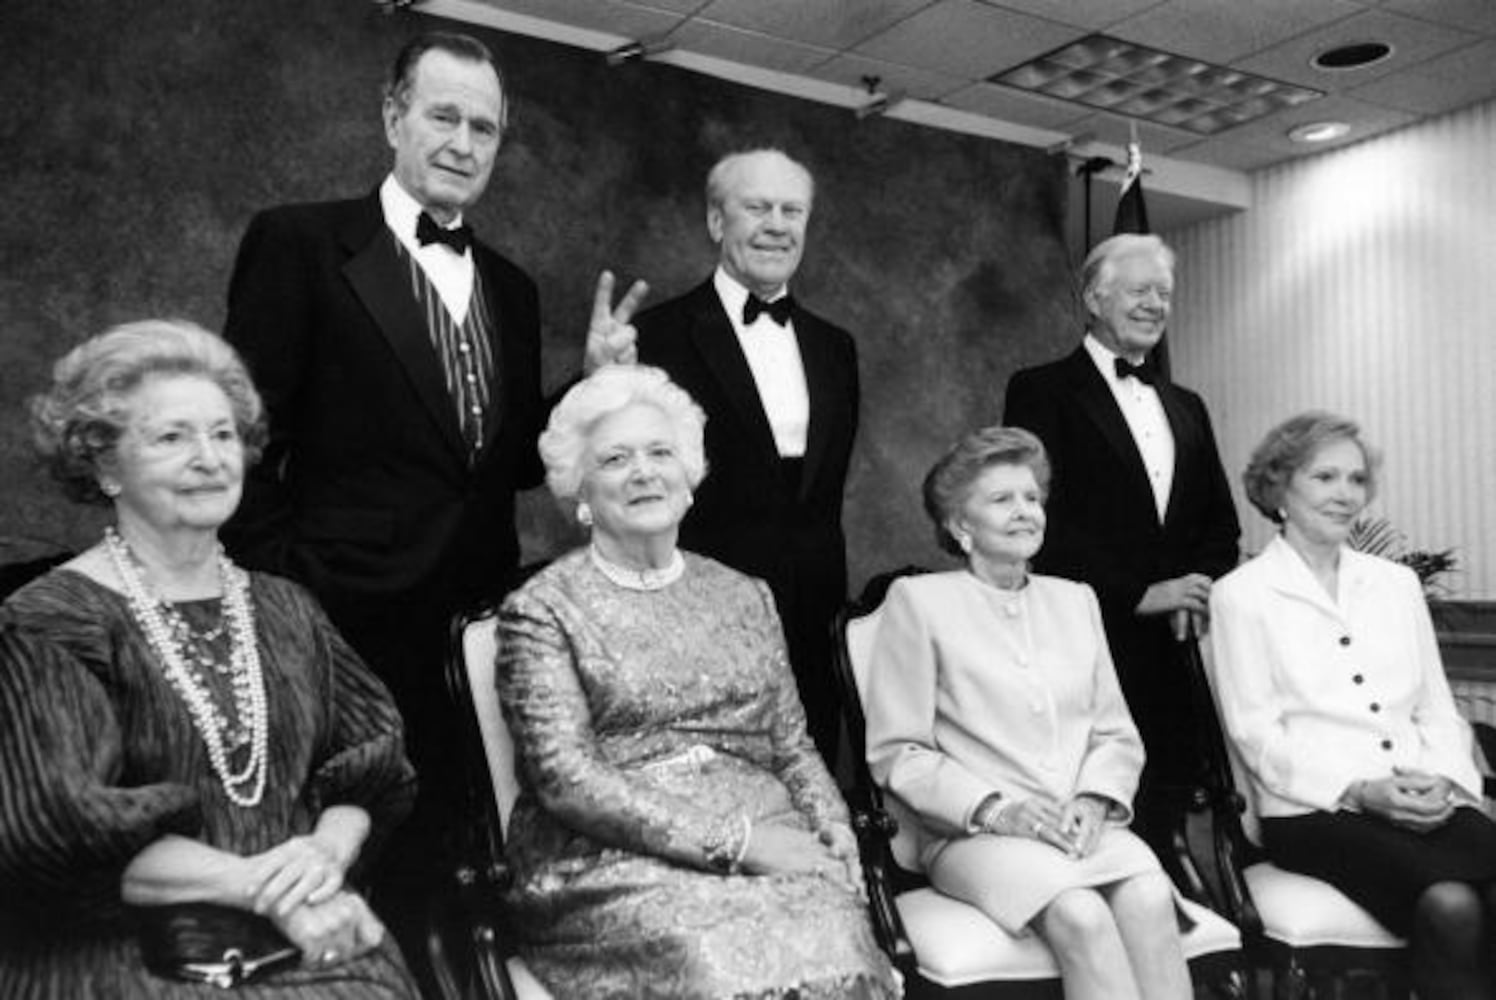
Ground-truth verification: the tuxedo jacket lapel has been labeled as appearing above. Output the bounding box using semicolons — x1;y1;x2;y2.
340;198;468;465
686;285;783;466
1061;350;1157;514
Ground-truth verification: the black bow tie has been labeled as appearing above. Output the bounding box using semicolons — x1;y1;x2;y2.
1114;357;1158;385
743;294;795;327
416;212;472;254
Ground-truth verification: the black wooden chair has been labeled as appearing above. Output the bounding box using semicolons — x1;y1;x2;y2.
1195;646;1412;999
832;569;1246;998
437;603;553;1000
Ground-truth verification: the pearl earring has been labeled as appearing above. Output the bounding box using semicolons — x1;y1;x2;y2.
957;533;973;554
100;481;122;498
576;501;593;527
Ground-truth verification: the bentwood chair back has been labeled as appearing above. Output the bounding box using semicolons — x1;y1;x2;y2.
444;608;553;1000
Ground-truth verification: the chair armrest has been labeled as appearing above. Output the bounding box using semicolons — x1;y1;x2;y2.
1200;784;1264;941
848;797;916;966
448;851;524;1000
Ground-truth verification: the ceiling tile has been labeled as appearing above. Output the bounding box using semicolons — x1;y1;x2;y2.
1110;0;1364;63
666;18;839;75
855;0;1080;79
1348;38;1496;113
1379;0;1496;35
471;0;686;38
1176;92;1418;167
940;81;1093;129
972;0;1168;32
1236;9;1476;91
1162;133;1289;171
805;53;968;102
1058;110;1204;154
695;0;932;49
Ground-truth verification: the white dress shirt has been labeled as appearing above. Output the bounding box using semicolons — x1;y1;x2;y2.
380;175;474;323
713;268;809;458
1083;334;1174;521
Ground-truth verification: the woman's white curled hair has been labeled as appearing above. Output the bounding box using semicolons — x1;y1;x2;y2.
538;364;708;502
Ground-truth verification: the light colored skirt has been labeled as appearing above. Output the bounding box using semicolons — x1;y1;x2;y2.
926;825;1164;933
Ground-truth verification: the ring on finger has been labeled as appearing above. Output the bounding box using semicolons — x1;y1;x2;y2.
1032;821;1044;836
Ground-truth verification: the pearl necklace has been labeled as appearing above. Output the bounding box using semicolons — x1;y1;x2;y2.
588;544;685;591
104;528;269;808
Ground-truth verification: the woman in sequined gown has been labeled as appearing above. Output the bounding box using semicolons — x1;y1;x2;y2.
0;320;418;998
496;365;899;998
863;426;1191;1000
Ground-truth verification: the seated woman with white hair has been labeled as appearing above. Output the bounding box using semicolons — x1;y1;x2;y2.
495;365;898;999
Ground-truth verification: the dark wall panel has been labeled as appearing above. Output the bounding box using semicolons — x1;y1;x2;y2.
0;0;1081;590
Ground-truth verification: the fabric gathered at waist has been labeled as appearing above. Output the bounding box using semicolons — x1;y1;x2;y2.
601;732;776;772
638;743;721;776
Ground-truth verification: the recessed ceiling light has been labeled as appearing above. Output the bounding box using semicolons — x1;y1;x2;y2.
1287;121;1351;143
1312;42;1393;71
989;34;1322;136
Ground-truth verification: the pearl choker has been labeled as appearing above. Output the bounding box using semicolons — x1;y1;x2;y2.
104;527;269;808
588;545;685;591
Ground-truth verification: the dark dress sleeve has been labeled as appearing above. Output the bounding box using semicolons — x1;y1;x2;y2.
264;579;417;867
0;613;202;927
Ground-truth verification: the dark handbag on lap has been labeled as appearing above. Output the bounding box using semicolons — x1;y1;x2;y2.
138;903;301;988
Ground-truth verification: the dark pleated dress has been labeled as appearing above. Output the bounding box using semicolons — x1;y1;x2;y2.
0;569;420;999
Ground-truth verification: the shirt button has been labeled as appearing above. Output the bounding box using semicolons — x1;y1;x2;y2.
470;404;482;415
1380;739;1393;751
1353;674;1364;685
466;373;478;383
1339;636;1352;646
1004;603;1020;618
1370;703;1381;713
458;341;472;352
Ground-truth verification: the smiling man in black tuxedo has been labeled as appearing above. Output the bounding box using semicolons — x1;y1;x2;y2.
634;149;859;770
1003;233;1241;877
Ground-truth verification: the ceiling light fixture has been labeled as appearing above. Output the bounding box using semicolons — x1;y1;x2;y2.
1287;121;1351;143
1312;42;1393;71
990;34;1323;136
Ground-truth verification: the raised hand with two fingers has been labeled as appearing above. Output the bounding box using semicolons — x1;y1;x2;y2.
583;269;649;373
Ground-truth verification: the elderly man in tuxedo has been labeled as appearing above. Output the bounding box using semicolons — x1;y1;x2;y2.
221;31;639;996
1002;233;1240;877
633;149;859;769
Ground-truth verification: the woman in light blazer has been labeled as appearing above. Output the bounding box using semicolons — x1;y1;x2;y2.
865;426;1191;1000
1209;411;1496;1000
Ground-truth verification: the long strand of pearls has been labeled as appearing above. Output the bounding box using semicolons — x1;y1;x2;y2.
104;527;269;808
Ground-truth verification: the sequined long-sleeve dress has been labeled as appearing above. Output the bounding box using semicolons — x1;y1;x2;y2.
0;569;420;999
497;549;900;999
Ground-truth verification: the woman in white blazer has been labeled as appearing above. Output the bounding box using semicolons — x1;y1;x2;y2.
864;426;1191;1000
1209;411;1496;1000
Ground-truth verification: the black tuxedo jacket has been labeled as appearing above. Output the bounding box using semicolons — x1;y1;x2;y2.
221;192;545;630
1003;346;1240;781
636;279;859;757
